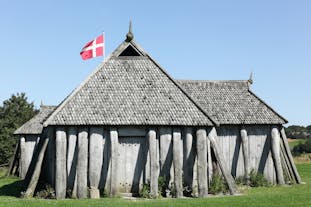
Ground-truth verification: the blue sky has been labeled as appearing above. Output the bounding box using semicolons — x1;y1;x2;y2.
0;1;310;126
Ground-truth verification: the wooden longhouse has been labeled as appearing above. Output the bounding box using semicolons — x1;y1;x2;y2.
14;28;301;199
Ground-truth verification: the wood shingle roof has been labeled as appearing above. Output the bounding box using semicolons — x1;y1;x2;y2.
177;80;287;125
14;106;56;135
43;41;215;126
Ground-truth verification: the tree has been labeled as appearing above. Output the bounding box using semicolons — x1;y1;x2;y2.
0;93;38;164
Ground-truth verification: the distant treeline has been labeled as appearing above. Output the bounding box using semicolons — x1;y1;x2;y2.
285;125;311;139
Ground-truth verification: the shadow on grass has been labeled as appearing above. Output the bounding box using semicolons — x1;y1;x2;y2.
0;180;24;197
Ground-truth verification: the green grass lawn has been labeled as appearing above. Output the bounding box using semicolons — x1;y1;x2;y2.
0;163;310;207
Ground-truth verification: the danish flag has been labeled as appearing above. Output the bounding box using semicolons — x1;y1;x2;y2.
80;34;104;60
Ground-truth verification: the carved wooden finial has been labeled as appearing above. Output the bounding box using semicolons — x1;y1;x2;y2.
248;72;253;85
125;21;134;42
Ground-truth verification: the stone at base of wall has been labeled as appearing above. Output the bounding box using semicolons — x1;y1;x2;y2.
89;187;100;199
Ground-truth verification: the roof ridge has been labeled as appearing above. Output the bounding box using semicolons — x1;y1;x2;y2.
177;79;248;83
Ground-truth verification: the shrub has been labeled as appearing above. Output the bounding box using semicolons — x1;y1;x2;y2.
249;169;271;187
293;139;311;156
35;184;55;199
209;174;228;194
139;183;150;198
158;176;166;197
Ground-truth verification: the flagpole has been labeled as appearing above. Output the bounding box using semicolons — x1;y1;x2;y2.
103;31;106;61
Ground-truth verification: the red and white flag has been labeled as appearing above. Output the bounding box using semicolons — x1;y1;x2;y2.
80;34;104;60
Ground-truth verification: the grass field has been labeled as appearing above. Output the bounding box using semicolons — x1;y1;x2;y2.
288;139;306;148
0;163;310;207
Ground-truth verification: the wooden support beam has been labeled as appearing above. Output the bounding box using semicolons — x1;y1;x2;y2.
7;140;20;176
208;127;237;195
196;128;208;198
89;127;104;199
280;128;302;184
23;128;52;198
271;127;285;185
173;128;183;198
148;128;159;198
207;138;213;185
183;127;195;188
67;127;77;192
240;128;250;183
55;127;67;199
77;127;88;198
20;136;26;179
109;128;118;196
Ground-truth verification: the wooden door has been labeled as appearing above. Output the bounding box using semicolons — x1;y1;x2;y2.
118;137;146;195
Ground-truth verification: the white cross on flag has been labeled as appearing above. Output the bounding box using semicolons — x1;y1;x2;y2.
80;34;104;60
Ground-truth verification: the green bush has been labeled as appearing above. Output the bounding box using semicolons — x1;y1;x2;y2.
209;174;228;194
139;183;151;198
249;169;271;187
158;176;166;197
35;184;55;199
293;139;311;156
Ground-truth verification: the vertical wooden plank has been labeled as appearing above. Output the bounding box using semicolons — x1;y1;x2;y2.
240;128;250;181
20;136;26;179
208;127;237;195
110;128;118;196
271;127;285;185
207;138;213;184
67;127;77;191
196;128;208;198
173;128;183;198
101;130;110;191
46;127;55;186
77;127;88;198
55;127;67;199
89;127;104;198
148;128;159;198
183;127;195;188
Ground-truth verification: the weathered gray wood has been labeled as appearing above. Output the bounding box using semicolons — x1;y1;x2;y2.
240;128;250;182
118;127;146;137
280;128;302;184
24;129;51;198
148;128;159;198
89;127;103;198
67;127;77;191
55;127;67;199
110;128;118;196
207;138;213;184
7;140;20;176
196;128;208;198
77;128;88;198
192;155;198;197
159;127;172;186
271;127;285;185
46;127;55;187
183;127;195;188
173;128;183;198
19;137;26;179
208;127;237;195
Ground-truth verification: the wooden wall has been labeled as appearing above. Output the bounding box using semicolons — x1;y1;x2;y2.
41;124;280;198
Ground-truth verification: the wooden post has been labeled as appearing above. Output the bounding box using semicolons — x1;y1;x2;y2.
89;127;104;198
280;128;302;184
208;127;237;195
46;127;55;187
159;127;172;188
55;127;67;199
148;128;159;198
77;127;88;198
207;138;213;184
240;128;250;183
67;127;77;192
271;127;285;185
24;128;52;198
19;136;26;179
183;127;195;188
173;128;183;198
196;128;208;198
7;140;20;176
110;128;118;196
192;155;199;197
